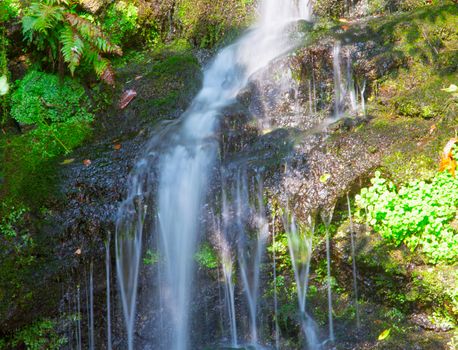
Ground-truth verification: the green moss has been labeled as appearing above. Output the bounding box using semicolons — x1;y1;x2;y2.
410;266;458;321
382;151;436;183
114;41;201;122
176;0;254;48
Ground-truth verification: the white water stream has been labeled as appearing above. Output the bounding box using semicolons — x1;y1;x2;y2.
115;1;313;349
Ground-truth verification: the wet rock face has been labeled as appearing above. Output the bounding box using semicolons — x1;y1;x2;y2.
19;7;455;349
33;49;204;348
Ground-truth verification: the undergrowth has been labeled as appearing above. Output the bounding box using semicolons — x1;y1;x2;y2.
355;170;458;264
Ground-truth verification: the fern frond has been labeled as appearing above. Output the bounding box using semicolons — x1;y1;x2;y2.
100;64;115;86
23;2;65;42
65;13;122;55
84;46;115;85
60;25;84;75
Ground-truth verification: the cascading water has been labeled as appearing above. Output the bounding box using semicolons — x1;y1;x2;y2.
105;237;113;350
285;214;321;349
272;213;280;350
321;208;335;344
346;194;360;328
217;190;238;346
115;1;312;349
332;43;344;119
236;174;269;345
333;42;367;118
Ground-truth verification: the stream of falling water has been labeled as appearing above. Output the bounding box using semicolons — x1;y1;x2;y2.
347;193;360;328
321;208;335;344
105;237;113;350
272;213;280;349
285;214;321;349
236;174;269;345
115;1;312;349
219;188;238;347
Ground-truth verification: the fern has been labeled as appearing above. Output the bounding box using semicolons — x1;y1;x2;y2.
23;2;64;41
22;0;122;84
60;26;83;74
65;13;122;55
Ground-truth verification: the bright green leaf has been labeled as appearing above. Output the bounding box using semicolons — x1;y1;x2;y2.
319;173;331;184
378;328;391;340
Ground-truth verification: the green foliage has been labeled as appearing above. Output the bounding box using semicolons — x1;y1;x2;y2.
143;249;159;265
101;1;139;47
9;319;66;350
1;71;92;207
267;231;291;271
0;203;27;239
355;171;458;263
194;243;218;269
11;70;93;156
22;0;122;83
0;26;9;124
176;0;254;48
452;143;458;162
0;0;20;22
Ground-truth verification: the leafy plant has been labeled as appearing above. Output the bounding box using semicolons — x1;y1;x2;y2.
101;1;139;47
355;171;458;263
143;249;159;265
10;319;66;350
22;0;122;84
0;0;20;22
0;204;27;239
10;70;93;156
194;243;218;269
0;22;9;124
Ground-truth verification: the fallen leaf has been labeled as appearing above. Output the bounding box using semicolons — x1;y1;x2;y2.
341;25;349;31
441;84;458;93
75;248;82;255
378;328;391;340
61;158;75;165
119;89;137;109
113;143;122;150
135;75;143;80
83;159;92;166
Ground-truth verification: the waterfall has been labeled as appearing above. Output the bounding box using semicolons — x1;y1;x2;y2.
236;174;269;345
285;214;321;349
321;208;335;344
116;1;312;349
346;193;360;329
89;262;95;350
272;213;280;349
219;188;238;346
332;43;344;119
105;238;113;350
